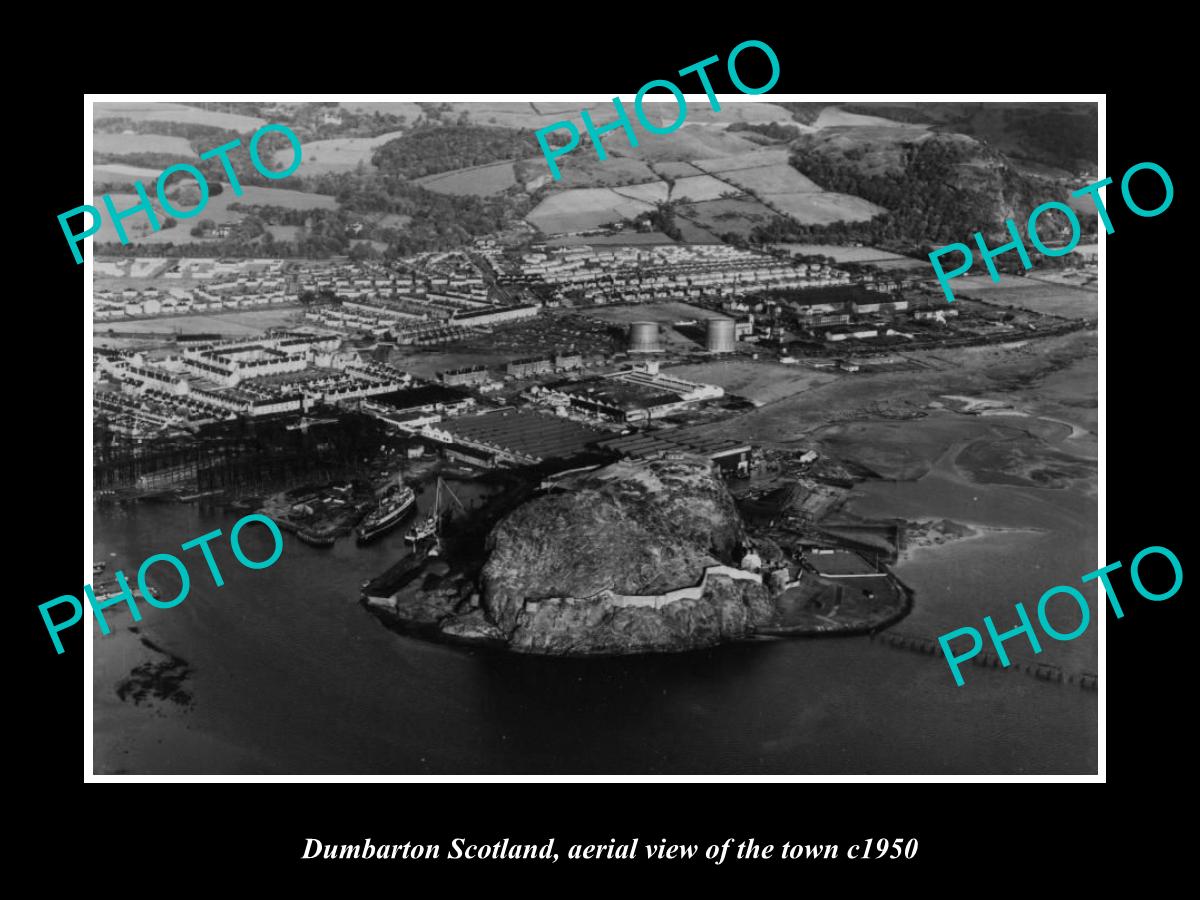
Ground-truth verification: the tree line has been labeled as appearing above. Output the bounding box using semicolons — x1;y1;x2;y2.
750;134;1096;256
371;125;540;179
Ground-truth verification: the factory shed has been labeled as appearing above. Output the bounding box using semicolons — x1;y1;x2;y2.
598;431;752;477
427;408;609;466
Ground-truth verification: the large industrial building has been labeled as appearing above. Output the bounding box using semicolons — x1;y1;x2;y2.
597;431;753;478
438;365;490;387
505;352;583;379
451;303;540;327
538;364;724;424
547;378;683;423
370;384;475;415
422;408;610;467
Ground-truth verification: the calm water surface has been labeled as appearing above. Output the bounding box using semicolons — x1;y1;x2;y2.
94;453;1098;775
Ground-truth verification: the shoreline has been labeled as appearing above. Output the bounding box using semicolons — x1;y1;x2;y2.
897;517;1046;562
360;560;918;656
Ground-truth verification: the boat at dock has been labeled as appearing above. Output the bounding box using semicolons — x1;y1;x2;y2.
403;511;440;544
356;475;417;544
403;477;465;551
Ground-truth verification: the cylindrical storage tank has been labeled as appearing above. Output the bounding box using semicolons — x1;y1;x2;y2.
706;317;736;353
629;321;661;353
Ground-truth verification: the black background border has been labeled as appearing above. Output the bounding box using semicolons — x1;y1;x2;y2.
20;30;1189;886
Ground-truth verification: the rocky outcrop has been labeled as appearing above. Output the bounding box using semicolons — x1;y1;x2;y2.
478;456;773;655
439;609;507;646
507;573;773;655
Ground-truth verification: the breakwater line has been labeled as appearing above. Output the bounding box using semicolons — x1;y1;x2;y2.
869;630;1097;690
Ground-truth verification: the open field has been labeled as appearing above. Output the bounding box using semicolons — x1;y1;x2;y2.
545;232;677;247
814;106;926;129
670;174;739;202
387;346;514;380
529;102;593;115
336;101;422;119
584;300;718;330
266;225;302;242
372;213;412;228
765;191;886;225
95;133;195;156
952;277;1097;319
673;218;719;242
770;243;914;262
526;188;655;233
603;126;762;163
302;131;406;175
443;101;566;130
95;163;164;184
1022;270;1097;290
93;308;303;336
611;181;670;204
677;196;777;237
415;160;517;196
663;359;840;405
583;301;715;348
679;102;799;127
698;330;1097;449
692;148;791;173
91;184;337;246
651;160;703;178
867;257;940;272
719;163;823;194
93;274;173;292
529;155;659;190
94;102;266;132
693;161;885;226
530;101;689;131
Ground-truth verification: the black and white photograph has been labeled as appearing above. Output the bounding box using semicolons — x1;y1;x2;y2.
81;94;1101;776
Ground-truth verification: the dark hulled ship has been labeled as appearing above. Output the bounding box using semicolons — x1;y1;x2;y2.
356;477;417;544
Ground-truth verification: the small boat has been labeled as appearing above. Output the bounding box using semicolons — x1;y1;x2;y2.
404;477;465;544
403;511;439;544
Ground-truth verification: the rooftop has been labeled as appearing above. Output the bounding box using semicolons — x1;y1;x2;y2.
553;377;682;411
439;408;607;462
599;432;750;460
374;384;472;410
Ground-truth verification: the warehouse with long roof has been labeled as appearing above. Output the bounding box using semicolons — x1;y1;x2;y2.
423;408;610;467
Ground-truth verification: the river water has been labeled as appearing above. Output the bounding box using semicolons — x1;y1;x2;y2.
93;445;1098;775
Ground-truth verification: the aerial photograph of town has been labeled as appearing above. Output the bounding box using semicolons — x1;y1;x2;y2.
89;98;1098;774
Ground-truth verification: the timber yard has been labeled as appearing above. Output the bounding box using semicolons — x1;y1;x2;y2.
93;236;1097;653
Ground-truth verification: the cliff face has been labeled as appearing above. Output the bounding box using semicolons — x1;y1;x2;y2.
476;456;773;654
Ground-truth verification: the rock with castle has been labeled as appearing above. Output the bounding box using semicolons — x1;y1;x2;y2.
463;455;774;654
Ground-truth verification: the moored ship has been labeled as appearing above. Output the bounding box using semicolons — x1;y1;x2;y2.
403;477;465;556
356;477;416;544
